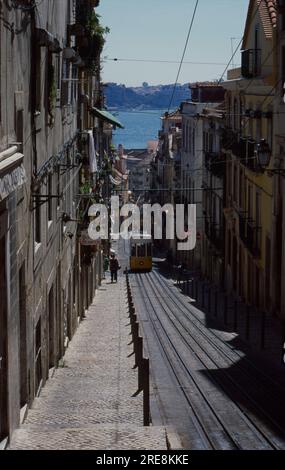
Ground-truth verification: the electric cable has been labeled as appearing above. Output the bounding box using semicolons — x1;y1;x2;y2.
167;0;199;113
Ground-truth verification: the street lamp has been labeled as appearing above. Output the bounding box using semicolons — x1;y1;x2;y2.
256;139;285;176
256;139;271;170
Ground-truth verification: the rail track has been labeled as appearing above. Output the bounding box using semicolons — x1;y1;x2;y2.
131;268;285;450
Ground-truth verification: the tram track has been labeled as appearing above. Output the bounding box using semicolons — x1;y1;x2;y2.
151;268;285;392
134;275;239;450
133;270;285;449
142;271;285;448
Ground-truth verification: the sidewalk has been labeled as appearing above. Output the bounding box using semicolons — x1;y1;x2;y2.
9;274;168;450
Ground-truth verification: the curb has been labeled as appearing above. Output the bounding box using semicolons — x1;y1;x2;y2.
165;426;184;450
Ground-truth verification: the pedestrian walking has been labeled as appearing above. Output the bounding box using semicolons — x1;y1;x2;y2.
109;253;120;283
103;254;109;279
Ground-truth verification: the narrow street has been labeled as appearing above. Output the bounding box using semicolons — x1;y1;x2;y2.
9;243;167;450
129;253;285;450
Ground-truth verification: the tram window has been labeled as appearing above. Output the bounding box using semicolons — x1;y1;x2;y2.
131;245;136;256
137;244;145;257
146;243;152;257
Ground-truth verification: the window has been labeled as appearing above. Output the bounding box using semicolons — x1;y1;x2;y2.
233;99;238;130
54;54;61;101
227;161;232;198
239;99;244;130
71;64;78;106
267;113;273;150
281;47;285;98
256;108;262;141
137;244;145;257
48;174;53;222
239;169;244;209
61;59;71;106
233;164;238;203
34;190;41;245
146;243;152;257
35;45;42;112
35;318;42;393
209;133;213;153
247;184;252;220
228;230;232;267
256;192;261;225
186;123;190;153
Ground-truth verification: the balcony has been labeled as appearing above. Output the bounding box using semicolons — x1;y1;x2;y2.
220;128;261;172
239;214;262;258
78;36;101;62
241;49;261;79
220;127;238;151
205;152;225;179
76;0;99;25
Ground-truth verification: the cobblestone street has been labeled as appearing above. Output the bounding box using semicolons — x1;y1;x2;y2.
9;276;167;450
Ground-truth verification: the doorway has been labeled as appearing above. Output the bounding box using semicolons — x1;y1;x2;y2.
48;286;55;369
0;236;8;440
19;264;28;407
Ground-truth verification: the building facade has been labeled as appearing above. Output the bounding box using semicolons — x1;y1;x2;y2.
222;0;277;313
180;84;225;270
201;105;226;286
271;1;285;322
0;0;114;444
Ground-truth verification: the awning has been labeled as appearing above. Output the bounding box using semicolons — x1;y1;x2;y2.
90;107;124;129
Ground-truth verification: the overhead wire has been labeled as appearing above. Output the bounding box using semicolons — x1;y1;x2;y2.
167;0;200;113
104;57;228;67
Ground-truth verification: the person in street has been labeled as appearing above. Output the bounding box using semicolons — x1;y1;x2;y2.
109;253;120;283
103;254;109;279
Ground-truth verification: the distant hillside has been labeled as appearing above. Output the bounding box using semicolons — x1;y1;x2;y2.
104;83;190;110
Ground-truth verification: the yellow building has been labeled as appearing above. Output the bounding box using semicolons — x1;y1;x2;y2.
222;0;277;312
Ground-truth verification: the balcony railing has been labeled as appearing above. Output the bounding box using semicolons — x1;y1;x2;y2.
223;133;262;172
205;152;225;179
241;49;261;79
221;127;237;151
239;214;262;258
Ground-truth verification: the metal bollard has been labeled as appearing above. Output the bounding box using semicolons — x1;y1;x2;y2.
142;358;150;426
233;300;238;331
224;294;228;326
201;283;205;308
136;336;143;369
132;321;139;341
208;286;211;313
130;310;137;325
246;304;250;340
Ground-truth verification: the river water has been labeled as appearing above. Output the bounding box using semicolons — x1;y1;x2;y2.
112;109;164;150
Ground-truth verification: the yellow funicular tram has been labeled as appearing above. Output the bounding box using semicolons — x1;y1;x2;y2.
130;233;152;272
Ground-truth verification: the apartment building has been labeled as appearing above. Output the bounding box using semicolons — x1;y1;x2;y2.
201;104;226;286
0;0;109;443
222;0;277;312
180;83;225;271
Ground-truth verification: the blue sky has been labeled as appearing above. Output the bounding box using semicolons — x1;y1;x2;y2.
98;0;249;87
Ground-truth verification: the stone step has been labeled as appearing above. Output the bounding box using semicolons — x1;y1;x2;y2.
9;424;167;450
